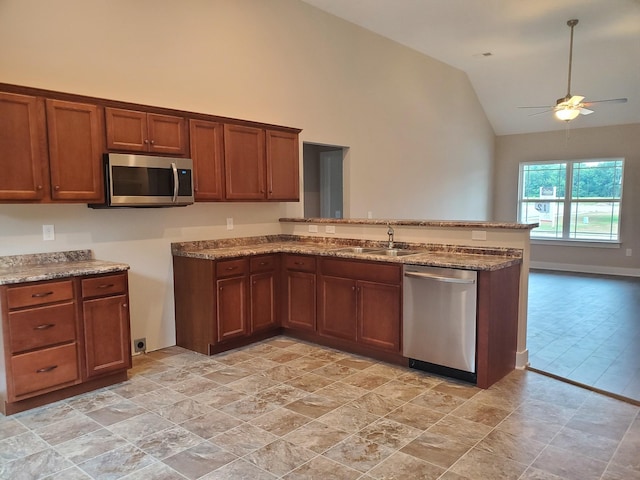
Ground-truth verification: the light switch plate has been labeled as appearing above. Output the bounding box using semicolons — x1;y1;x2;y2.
226;218;234;230
325;225;336;234
308;225;318;233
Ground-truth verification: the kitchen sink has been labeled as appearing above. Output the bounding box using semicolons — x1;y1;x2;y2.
368;248;424;257
331;246;380;254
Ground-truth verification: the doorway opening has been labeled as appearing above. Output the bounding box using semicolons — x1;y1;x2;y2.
303;143;345;219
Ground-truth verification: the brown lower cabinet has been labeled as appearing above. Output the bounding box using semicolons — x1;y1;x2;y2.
0;272;131;415
173;251;520;388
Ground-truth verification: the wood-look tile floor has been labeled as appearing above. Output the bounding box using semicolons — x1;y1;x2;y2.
528;270;640;402
1;336;638;479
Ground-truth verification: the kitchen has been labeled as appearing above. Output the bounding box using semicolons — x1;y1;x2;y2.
1;1;639;479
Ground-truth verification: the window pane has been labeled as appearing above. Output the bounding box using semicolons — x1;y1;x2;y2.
572;160;623;199
521;201;564;238
522;163;566;199
569;201;619;240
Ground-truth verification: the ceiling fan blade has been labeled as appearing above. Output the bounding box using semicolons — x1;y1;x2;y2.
517;105;554;109
579;108;594;115
528;109;553;117
568;95;584;105
583;98;628;106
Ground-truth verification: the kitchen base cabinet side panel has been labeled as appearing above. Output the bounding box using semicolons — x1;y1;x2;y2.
0;287;10;408
173;256;216;355
476;265;521;389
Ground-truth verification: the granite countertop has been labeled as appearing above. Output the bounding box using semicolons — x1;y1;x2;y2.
172;235;522;271
0;250;130;285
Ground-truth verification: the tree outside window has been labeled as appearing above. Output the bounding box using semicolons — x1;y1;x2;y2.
518;159;624;242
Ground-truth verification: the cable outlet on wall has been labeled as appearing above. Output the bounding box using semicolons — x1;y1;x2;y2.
42;224;55;241
325;225;336;234
308;225;318;233
226;217;234;230
134;338;146;353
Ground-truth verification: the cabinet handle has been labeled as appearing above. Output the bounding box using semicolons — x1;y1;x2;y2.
31;291;54;298
259;261;267;265
150;140;155;145
97;283;115;289
53;185;60;191
294;261;304;266
122;303;128;308
225;266;237;271
36;185;43;190
352;286;356;291
36;365;58;373
34;323;55;330
144;139;149;144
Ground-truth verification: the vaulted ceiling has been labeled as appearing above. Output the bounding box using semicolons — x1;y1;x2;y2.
302;0;640;135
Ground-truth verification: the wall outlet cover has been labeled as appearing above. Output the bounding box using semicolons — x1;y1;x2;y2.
42;224;55;241
471;230;487;241
325;225;336;234
226;218;234;230
308;225;318;233
134;338;146;353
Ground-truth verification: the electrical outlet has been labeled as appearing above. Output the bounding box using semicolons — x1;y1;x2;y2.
308;225;318;233
626;248;632;257
42;224;55;241
367;211;373;219
471;230;487;241
226;217;234;230
325;225;336;234
134;338;146;353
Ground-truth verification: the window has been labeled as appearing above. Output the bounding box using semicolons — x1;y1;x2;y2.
518;159;624;242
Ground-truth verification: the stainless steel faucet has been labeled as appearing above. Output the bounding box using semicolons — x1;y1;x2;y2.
387;224;394;249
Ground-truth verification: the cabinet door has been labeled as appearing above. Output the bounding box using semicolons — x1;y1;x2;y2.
283;270;316;331
189;119;224;200
46;99;104;201
223;124;265;200
105;107;148;152
318;275;357;341
0;92;46;200
147;113;187;155
357;280;401;352
250;271;277;333
83;294;131;378
266;130;299;201
217;276;248;342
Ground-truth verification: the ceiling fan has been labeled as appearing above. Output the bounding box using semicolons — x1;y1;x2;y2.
519;19;627;122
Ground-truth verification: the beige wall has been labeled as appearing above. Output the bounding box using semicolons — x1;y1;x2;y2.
494;124;640;276
0;0;495;350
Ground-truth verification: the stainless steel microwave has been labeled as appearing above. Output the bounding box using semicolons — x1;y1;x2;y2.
90;153;194;208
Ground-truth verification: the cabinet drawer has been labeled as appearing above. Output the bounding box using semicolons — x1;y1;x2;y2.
7;280;74;309
82;273;127;298
9;302;76;353
283;254;316;273
11;343;78;398
216;258;248;278
250;255;278;273
321;258;401;284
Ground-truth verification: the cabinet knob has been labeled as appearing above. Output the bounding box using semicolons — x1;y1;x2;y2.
122;303;128;308
54;185;60;191
150;140;155;145
144;139;149;144
36;185;43;190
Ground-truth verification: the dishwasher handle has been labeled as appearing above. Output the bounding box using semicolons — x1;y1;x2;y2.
404;270;476;284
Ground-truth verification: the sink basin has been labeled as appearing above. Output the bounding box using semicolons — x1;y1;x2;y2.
368;249;423;257
332;246;379;254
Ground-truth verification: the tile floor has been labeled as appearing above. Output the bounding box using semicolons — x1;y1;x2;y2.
527;270;640;402
1;336;639;480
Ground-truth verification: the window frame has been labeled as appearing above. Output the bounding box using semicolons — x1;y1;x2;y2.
517;158;624;244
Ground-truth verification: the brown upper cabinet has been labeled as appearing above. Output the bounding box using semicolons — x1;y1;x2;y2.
105;108;187;156
224;124;299;201
0;92;104;202
189;119;225;201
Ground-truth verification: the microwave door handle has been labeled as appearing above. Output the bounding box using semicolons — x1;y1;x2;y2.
171;162;178;203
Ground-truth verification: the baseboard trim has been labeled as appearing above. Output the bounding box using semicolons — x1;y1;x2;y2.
530;261;640;278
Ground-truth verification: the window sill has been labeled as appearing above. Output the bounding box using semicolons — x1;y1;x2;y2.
530;239;621;249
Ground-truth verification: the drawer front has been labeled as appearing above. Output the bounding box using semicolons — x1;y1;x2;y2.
216;258;248;278
7;280;74;309
82;273;127;298
321;258;401;284
250;255;278;273
9;302;76;353
283;254;316;273
11;343;79;398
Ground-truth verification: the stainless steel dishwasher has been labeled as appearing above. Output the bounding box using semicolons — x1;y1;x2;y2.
403;265;478;383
